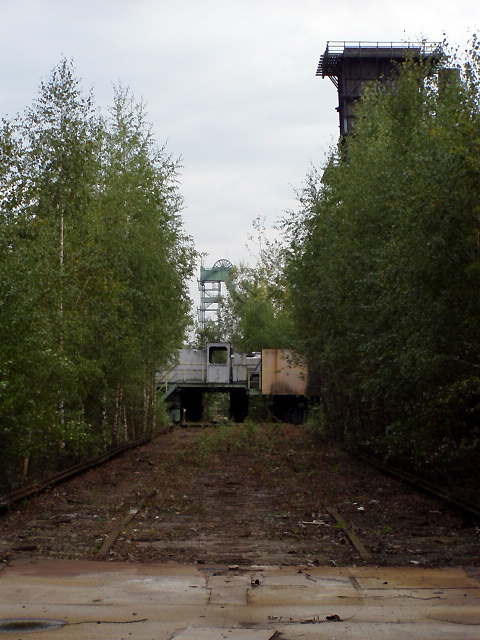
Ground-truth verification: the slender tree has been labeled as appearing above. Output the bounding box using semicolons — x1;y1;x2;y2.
97;86;195;439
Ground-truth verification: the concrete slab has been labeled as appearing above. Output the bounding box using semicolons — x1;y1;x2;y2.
352;565;480;589
208;574;250;605
0;559;479;639
173;629;276;639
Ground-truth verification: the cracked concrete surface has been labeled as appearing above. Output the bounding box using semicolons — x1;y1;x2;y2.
0;559;479;639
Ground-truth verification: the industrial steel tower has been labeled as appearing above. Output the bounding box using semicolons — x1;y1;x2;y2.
317;41;442;138
197;258;233;331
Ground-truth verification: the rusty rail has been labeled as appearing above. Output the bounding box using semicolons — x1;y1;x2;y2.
351;449;480;522
0;426;172;512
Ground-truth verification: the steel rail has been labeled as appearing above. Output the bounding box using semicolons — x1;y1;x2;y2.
351;449;480;521
0;425;172;512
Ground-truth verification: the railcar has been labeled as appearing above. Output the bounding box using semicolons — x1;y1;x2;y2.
157;343;307;423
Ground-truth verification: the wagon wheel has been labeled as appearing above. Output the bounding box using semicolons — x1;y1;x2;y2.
213;259;233;269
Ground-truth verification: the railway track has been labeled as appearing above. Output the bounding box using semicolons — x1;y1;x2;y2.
0;424;479;567
352;449;480;522
0;426;172;512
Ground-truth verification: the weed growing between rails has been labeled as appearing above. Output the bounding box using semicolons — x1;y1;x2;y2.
192;421;320;477
194;420;277;461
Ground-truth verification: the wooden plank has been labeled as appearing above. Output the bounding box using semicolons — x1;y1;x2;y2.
96;489;157;559
325;506;371;560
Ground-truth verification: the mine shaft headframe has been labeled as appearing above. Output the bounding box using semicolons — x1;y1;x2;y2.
317;41;443;137
199;258;233;284
198;258;234;331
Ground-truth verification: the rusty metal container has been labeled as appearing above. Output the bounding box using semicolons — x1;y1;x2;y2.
261;349;307;396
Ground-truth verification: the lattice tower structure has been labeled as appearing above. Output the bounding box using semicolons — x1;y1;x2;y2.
198;259;233;331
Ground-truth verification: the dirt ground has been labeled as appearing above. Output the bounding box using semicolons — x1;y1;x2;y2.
1;423;479;567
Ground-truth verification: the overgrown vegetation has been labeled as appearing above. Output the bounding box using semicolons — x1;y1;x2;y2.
4;37;480;496
193;420;305;472
0;60;195;491
218;217;295;352
283;38;480;482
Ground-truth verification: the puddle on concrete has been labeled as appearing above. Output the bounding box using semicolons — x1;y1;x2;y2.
0;618;67;633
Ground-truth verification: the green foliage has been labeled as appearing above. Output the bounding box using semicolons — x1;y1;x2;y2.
191;318;225;348
305;404;328;439
0;60;195;490
284;38;480;475
194;421;283;467
219;217;295;351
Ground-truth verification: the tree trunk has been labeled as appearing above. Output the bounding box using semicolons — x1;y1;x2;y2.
22;457;29;480
151;371;157;432
123;404;128;441
143;377;150;435
112;387;122;445
101;393;107;448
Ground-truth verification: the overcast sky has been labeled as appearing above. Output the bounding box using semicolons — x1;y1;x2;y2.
1;0;478;310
